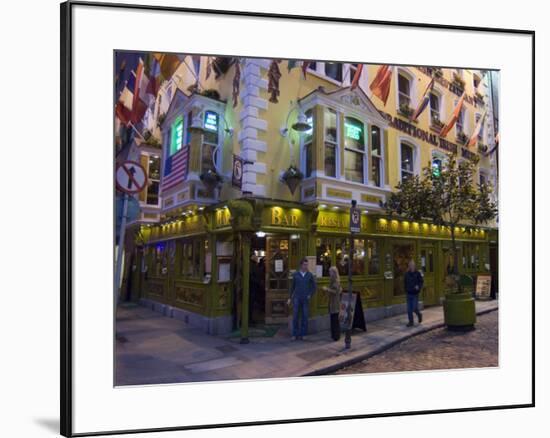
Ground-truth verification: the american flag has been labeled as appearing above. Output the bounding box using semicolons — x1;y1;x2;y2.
161;145;189;193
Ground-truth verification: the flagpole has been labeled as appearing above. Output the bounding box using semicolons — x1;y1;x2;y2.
128;122;146;141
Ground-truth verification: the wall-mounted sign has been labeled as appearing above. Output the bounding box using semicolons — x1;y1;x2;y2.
267;207;303;228
350;205;361;233
204;110;218;132
232;155;243;189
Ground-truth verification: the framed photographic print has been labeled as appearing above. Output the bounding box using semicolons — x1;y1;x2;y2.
61;1;535;436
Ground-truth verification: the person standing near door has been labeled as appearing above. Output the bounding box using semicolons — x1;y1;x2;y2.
288;258;317;340
404;260;424;327
323;266;342;341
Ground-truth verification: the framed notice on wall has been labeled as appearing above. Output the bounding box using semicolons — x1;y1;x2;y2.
61;1;534;436
476;275;492;299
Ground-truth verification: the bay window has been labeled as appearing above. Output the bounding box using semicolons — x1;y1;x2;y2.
303;108;314;178
344;116;366;183
202;110;219;173
324;108;338;177
371;125;383;187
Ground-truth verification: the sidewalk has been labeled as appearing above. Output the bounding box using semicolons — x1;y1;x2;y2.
115;300;498;385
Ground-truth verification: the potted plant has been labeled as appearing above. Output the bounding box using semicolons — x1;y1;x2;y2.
456;131;469;145
452;73;466;91
430;116;445;132
478;143;488;155
398;103;414;119
383;153;498;330
281;165;304;195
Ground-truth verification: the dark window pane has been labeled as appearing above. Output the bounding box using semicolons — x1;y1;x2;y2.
345;150;364;183
372;156;381;187
325;62;343;82
401;144;414;172
316;239;332;277
304;143;312;178
325;143;336;177
371;126;381;156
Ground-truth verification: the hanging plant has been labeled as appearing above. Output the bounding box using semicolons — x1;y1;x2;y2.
267;60;282;103
199;169;223;192
227;199;253;219
281;165;304;195
232;60;241;108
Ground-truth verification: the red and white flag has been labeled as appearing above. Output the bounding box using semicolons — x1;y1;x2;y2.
439;92;466;138
467;111;487;147
350;64;363;90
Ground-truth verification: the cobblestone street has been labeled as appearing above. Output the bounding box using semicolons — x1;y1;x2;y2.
334;310;498;375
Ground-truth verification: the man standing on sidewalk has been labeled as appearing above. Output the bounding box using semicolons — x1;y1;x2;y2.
289;258;317;340
404;260;423;327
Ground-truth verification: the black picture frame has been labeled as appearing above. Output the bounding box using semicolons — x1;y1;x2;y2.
60;2;535;436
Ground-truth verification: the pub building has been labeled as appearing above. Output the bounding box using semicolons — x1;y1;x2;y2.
123;57;499;336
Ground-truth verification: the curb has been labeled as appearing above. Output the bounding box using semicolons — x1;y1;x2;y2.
302;304;499;376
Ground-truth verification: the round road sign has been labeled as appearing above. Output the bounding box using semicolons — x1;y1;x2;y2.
116;160;148;194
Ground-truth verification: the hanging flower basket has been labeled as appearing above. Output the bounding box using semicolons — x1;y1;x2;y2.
478;143;488;154
456;131;469;145
398;103;414;119
281;165;304;195
199;169;223;192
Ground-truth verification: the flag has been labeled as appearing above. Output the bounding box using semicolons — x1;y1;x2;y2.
467;112;487;147
350;64;363;90
161;146;189;192
146;58;161;98
115;101;132;126
130;59;147;125
369;65;393;106
154;53;183;79
301;61;310;79
411;78;434;122
191;55;201;77
439;92;466;138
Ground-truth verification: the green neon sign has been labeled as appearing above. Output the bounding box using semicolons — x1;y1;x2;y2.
344;121;363;141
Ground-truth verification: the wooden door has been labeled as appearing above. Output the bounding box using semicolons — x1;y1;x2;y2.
420;245;437;305
265;236;291;324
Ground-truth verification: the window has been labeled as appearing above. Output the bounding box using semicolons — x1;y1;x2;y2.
398;72;411;108
352;239;365;275
335;238;348;276
420;248;434;273
324;108;338;177
475;113;484;140
367;239;380;275
473;74;481;90
202;110;219;173
180;238;203;278
315;238;332;277
429;92;441;124
146;155;160;205
400;142;415;181
324;62;343;82
303;108;314;178
371;125;383;187
170;117;184;155
344;116;366;183
184;111;193;145
456;104;465;134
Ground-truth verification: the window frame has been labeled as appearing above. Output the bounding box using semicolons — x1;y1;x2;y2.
323;107;339;178
397;69;414;110
301;107;315;179
370;125;384;187
399;140;418;182
343;115;368;184
201;109;221;174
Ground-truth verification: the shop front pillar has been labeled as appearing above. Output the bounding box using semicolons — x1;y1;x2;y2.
240;232;251;344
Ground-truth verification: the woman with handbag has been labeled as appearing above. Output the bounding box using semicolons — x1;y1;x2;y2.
323;266;342;341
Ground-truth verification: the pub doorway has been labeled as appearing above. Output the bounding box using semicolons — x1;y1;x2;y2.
249;234;266;325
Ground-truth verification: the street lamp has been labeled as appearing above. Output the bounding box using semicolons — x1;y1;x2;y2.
279;102;312;137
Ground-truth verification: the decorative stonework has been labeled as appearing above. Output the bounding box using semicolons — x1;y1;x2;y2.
239;59;269;196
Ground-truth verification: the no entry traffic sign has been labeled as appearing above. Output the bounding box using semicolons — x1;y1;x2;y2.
116;160;148;194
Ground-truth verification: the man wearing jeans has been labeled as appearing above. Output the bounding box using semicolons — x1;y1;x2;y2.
288;258;317;340
404;260;424;327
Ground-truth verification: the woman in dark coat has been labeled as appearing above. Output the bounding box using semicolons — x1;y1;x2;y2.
323;266;342;341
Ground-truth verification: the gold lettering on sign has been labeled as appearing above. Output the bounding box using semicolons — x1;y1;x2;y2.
271;208;300;227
